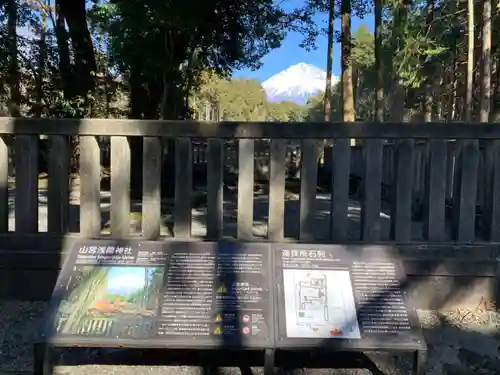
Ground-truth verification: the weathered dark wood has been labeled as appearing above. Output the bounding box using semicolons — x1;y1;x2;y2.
391;140;415;241
207;139;223;239
142;137;162;240
48;136;69;234
2;238;498;304
0;267;59;301
268;139;286;241
110;136;131;238
330;139;351;242
79;136;101;237
237;139;254;240
361;139;383;241
451;140;479;242
174;138;192;238
15;135;39;234
5;117;500;139
0;136;9;232
0;234;497;264
299;140;319;241
445;142;457;201
483;140;500;241
423;140;447;241
496;257;500;314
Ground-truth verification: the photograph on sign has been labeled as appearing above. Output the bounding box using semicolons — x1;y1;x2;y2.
283;269;361;339
54;265;164;339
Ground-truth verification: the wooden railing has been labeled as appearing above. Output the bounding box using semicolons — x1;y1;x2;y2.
3;117;500;303
0;118;500;244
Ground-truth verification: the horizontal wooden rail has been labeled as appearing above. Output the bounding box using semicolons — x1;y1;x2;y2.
4;117;500;138
0;132;497;243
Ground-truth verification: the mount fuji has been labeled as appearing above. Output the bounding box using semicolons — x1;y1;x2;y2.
262;63;337;104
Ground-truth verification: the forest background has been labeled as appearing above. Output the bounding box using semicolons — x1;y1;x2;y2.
0;0;496;127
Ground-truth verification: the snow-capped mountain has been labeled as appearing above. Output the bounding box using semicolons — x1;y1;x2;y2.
262;63;337;104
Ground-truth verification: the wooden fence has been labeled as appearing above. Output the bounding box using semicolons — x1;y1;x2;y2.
185;140;486;208
0;118;499;307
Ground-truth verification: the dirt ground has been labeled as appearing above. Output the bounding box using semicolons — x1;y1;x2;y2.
0;302;498;375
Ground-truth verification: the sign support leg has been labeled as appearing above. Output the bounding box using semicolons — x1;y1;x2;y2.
264;348;275;375
33;342;51;375
413;349;427;375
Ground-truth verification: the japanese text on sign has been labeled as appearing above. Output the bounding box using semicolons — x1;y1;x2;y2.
78;245;133;256
281;249;327;258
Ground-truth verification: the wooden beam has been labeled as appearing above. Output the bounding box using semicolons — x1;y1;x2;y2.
3;117;500;139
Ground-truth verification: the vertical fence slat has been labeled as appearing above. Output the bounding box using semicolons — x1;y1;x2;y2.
207;139;224;239
299;139;319;241
0;137;9;232
390;139;415;241
423;139;447;241
142;137;162;239
15;135;39;234
330;139;351;242
484;140;500;240
110;136;131;238
361;139;383;241
445;141;456;202
268;139;286;241
80;136;101;237
174;138;192;238
237;139;254;240
48;135;69;234
451;140;479;242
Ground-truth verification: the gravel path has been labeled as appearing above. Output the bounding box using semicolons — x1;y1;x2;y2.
0;302;499;375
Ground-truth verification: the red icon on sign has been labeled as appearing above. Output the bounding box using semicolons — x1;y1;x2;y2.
242;314;250;323
329;328;343;336
242;326;250;335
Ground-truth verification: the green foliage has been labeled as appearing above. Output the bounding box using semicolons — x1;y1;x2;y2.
1;0;499;124
193;74;307;121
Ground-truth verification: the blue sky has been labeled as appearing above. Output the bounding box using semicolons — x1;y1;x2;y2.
234;0;374;82
107;266;147;295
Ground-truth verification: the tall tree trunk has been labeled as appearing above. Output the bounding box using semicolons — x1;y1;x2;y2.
465;0;474;121
374;0;384;121
422;0;434;122
480;0;491;122
54;0;72;98
59;0;97;100
446;44;459;121
6;0;20;117
390;0;408;121
36;3;47;117
436;73;444;120
341;0;354;122
324;0;334;121
493;58;500;120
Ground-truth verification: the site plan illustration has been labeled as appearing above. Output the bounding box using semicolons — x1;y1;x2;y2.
283;269;361;339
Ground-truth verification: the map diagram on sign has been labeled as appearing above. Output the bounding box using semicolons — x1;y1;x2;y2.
283;269;361;339
296;273;329;326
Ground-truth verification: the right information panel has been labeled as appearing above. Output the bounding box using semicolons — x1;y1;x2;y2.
273;244;421;347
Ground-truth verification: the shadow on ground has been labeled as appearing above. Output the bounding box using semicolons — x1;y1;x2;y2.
0;304;499;375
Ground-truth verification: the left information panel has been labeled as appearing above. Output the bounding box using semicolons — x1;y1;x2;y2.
44;240;274;349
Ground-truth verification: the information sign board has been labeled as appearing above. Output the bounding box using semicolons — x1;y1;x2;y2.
272;244;424;351
43;240;274;349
